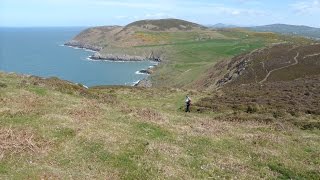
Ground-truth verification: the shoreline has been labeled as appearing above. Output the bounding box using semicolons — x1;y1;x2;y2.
62;43;159;87
64;41;162;62
62;44;98;53
64;40;102;52
89;53;161;62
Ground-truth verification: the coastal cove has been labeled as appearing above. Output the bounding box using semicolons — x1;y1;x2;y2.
0;27;156;87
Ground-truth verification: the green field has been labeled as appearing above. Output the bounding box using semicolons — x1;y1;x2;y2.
0;73;319;179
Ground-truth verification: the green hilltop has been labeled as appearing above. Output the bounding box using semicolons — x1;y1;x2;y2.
124;18;207;31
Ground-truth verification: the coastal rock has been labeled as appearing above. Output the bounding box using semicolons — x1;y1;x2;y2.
64;40;102;52
90;51;163;62
134;79;152;88
139;70;150;74
139;68;154;74
148;51;162;62
65;40;164;62
90;52;147;61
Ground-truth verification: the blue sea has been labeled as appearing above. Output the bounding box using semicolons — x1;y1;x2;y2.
0;27;155;87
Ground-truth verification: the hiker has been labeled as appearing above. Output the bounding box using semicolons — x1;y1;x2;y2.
185;95;191;112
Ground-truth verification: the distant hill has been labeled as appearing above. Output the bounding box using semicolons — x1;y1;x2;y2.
65;18;222;62
124;18;207;31
66;19;211;50
246;24;320;40
208;23;238;29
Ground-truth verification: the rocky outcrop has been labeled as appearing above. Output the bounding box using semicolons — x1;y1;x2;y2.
138;65;157;74
148;51;162;62
90;51;163;62
64;40;102;52
216;49;261;87
64;41;164;62
138;69;154;74
90;52;147;61
134;79;152;88
216;56;248;87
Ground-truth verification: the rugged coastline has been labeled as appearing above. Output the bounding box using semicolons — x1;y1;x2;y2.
89;51;162;62
64;41;163;62
64;40;102;52
90;52;148;62
64;40;160;87
133;65;157;87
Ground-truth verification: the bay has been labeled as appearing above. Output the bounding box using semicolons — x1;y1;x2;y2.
0;27;155;87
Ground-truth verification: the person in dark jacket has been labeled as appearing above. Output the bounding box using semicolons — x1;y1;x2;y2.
185;95;191;112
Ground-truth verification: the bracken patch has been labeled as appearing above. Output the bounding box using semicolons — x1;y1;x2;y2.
66;100;103;122
0;127;49;159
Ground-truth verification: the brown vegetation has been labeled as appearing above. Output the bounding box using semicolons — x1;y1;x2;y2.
0;127;49;159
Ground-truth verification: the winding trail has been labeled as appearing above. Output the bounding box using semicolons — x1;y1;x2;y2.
303;53;320;59
259;52;299;84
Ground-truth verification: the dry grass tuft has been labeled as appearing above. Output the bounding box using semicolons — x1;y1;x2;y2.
118;103;168;124
239;132;286;146
147;142;182;158
191;118;230;136
172;117;231;137
66;100;103;122
134;108;168;124
0;127;49;159
0;90;47;116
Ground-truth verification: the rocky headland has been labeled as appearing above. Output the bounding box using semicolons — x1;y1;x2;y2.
64;40;102;52
89;52;162;62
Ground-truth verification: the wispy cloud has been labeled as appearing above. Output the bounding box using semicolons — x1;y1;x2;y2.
3;0;318;27
233;0;262;4
291;0;320;14
115;12;174;20
144;13;175;19
92;0;172;10
93;0;267;16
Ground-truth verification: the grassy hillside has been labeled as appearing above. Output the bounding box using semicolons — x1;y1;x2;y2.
194;43;320;118
148;29;313;88
0;72;319;179
197;43;320;89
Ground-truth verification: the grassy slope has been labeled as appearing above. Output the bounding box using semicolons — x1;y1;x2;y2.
0;73;319;179
147;29;313;88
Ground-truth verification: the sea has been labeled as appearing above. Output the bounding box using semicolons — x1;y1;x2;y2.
0;27;156;87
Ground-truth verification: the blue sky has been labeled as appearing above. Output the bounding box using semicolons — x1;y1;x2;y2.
1;0;319;27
